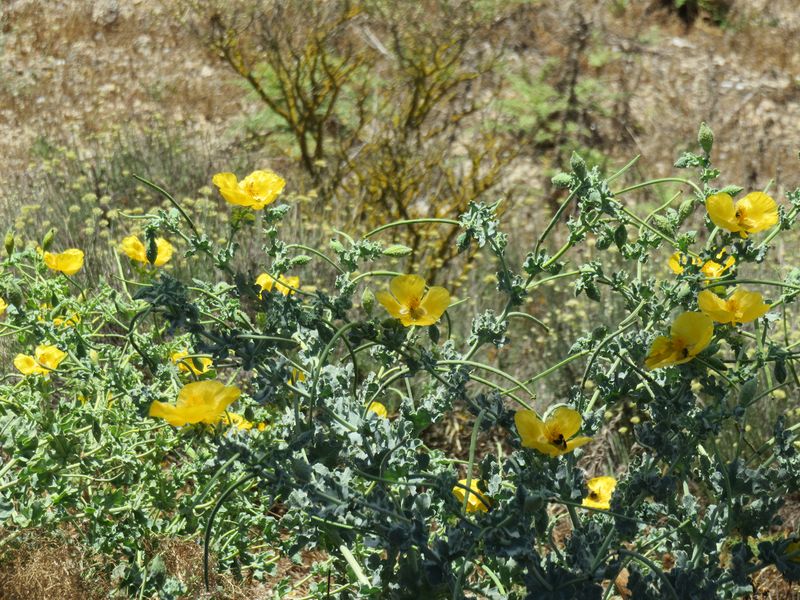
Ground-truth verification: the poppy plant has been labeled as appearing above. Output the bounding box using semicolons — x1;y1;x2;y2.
376;274;450;327
514;406;592;457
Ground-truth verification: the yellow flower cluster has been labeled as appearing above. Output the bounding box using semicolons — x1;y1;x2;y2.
647;193;776;369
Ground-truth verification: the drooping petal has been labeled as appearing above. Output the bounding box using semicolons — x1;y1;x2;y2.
737;192;778;233
668;252;685;275
120;236;146;262
514;410;551;451
255;273;274;296
706;193;741;233
670;311;714;356
149;401;215;427
452;478;491;513
697;290;733;324
547;406;582;440
417;286;450;325
212;172;239;190
220;412;254;430
730;288;770;323
274;275;299;296
376;290;404;319
218;186;256;208
645;336;678;370
390;274;426;306
14;354;43;375
565;436;592;453
153;238;175;266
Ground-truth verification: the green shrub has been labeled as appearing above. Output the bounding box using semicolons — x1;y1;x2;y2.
2;124;800;598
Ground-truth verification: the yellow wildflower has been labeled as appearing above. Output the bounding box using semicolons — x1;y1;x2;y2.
14;344;67;375
514;406;592;457
645;311;714;370
171;350;213;375
149;380;241;427
706;191;778;238
53;313;80;327
376;274;450;327
0;297;7;316
452;478;491;513
367;402;388;418
582;476;617;510
120;235;175;267
212;170;286;210
697;287;770;325
668;251;734;279
219;412;255;430
43;248;84;275
256;273;299;297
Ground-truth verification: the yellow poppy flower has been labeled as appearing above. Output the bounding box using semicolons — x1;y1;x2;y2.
376;274;450;327
645;311;714;370
582;476;617;510
256;273;299;297
452;478;491;513
171;350;213;375
706;192;778;238
149;380;241;427
212;170;286;210
43;248;84;275
367;401;388;418
514;406;592;457
0;297;7;316
668;251;734;279
697;287;770;325
14;344;67;375
219;412;255;430
120;235;175;267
